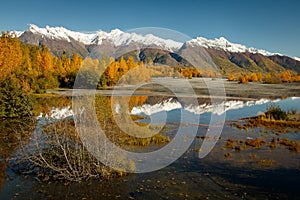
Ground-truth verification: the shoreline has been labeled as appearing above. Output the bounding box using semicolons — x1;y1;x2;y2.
46;78;300;101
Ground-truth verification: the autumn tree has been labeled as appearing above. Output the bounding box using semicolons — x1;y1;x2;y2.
238;74;249;83
250;73;258;82
228;74;235;81
119;56;128;73
0;32;23;82
37;46;59;89
127;56;136;70
281;70;292;82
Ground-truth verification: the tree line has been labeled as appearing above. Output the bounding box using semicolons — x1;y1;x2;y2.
0;32;83;117
0;32;83;93
227;71;300;84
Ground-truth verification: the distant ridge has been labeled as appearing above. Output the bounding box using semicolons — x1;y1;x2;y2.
14;24;300;74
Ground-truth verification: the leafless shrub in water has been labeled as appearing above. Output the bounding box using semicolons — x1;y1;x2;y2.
21;119;126;182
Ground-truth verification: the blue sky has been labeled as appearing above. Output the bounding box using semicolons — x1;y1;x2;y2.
1;0;299;57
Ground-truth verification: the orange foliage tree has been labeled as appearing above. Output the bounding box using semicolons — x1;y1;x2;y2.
227;74;235;81
250;73;258;82
281;70;292;82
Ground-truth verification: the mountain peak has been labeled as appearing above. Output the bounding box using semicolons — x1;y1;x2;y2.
23;24;182;51
110;28;123;35
29;24;39;30
187;36;247;52
15;24;299;61
27;24;96;44
88;27;182;51
186;36;281;57
217;36;229;43
27;24;71;42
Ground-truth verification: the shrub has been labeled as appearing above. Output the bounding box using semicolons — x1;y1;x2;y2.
265;104;288;120
23;119;131;182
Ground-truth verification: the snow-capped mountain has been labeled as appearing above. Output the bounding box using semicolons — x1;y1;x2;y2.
14;24;300;74
92;29;182;51
10;30;24;37
27;24;95;44
186;36;282;57
17;24;284;57
22;24;182;52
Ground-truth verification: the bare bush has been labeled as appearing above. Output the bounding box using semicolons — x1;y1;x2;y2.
22;119;122;182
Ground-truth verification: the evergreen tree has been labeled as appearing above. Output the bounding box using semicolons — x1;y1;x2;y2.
0;76;33;118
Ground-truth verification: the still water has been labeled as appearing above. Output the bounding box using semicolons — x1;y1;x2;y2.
0;96;299;199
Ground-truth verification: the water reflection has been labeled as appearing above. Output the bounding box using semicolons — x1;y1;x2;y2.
0;95;299;199
0;118;35;196
0;161;6;193
131;96;300;121
35;96;300;124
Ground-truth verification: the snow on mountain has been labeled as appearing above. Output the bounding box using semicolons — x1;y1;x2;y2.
294;57;300;61
28;24;95;44
186;36;282;57
10;30;24;37
17;24;298;60
25;24;182;51
187;37;247;53
92;29;183;51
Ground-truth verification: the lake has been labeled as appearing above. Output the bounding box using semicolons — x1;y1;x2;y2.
0;95;299;199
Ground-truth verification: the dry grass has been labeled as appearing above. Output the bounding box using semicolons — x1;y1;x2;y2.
225;138;245;151
279;138;300;153
245;138;266;148
223;136;299;153
226;139;235;149
238;105;300;136
269;137;278;149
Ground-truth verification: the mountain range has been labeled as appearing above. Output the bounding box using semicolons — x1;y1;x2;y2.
13;24;300;74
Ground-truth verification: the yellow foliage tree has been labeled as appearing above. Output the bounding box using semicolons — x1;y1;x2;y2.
250;73;258;82
228;74;235;81
0;33;23;82
281;70;292;82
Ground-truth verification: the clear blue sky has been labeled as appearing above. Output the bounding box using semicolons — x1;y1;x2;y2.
1;0;299;58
